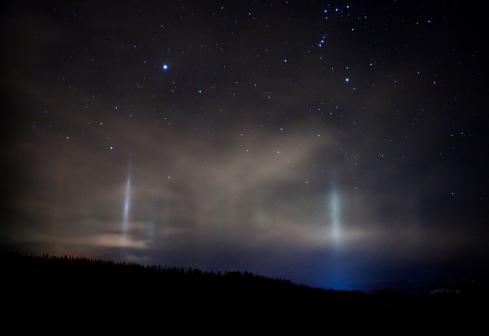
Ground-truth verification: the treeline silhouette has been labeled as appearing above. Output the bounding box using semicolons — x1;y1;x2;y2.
2;252;486;321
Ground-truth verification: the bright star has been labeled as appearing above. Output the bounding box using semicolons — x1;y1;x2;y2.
162;64;168;71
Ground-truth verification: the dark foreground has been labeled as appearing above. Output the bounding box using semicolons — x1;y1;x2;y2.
2;252;487;328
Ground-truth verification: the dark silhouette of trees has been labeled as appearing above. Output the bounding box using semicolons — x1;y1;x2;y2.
2;252;486;323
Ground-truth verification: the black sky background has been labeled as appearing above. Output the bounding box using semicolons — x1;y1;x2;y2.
1;0;489;291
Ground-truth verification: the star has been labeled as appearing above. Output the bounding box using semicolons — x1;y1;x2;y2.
162;64;169;71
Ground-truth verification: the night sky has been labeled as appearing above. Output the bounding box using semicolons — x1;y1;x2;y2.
2;0;489;290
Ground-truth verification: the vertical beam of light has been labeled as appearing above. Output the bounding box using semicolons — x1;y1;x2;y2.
121;167;131;245
324;187;349;290
329;189;341;243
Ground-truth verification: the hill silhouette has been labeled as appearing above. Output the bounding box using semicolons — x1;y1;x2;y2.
2;252;487;323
